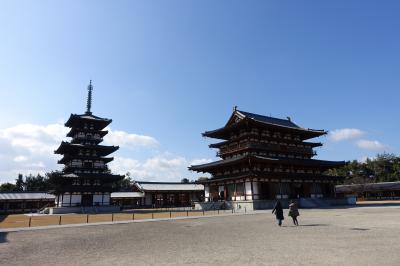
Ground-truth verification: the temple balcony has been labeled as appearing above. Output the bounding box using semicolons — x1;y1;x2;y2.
217;143;316;158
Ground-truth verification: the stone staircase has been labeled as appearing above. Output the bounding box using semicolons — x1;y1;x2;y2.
195;201;234;211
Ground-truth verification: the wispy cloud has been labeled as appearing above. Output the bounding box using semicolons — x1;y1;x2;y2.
356;139;388;151
328;128;365;141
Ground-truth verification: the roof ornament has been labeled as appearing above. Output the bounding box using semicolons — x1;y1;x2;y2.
233;105;237;112
86;80;93;114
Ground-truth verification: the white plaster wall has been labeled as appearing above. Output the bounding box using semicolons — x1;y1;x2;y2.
252;181;259;200
71;194;82;205
233;195;246;201
103;194;110;205
204;185;210;200
62;193;71;206
93;194;103;205
245;181;252;199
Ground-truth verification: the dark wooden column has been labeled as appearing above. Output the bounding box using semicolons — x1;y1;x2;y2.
234;183;237;201
244;180;247;201
250;179;254;200
224;183;227;201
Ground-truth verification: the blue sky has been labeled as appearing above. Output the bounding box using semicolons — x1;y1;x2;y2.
0;1;399;182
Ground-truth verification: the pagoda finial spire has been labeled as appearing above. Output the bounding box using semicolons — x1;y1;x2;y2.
86;80;93;114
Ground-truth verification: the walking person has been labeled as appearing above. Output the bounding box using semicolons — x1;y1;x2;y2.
288;200;299;226
272;200;284;226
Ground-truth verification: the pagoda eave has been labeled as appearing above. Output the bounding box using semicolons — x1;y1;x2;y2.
65;114;112;129
189;155;345;172
59;172;124;180
58;156;114;164
55;142;119;155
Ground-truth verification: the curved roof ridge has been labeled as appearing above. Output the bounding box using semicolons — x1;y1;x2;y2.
236;109;300;129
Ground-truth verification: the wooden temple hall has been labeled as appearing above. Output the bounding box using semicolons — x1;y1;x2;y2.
190;108;345;209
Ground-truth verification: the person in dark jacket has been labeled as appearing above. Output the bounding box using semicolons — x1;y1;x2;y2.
288;200;300;226
272;200;284;226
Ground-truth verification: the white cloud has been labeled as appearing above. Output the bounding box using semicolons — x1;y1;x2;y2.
356;140;388;151
109;155;211;182
0;123;68;182
0;122;210;184
104;129;158;148
328;128;365;141
14;156;28;162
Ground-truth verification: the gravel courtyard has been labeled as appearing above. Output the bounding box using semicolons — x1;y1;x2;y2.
1;207;400;266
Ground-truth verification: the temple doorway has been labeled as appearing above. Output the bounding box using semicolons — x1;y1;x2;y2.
82;194;93;206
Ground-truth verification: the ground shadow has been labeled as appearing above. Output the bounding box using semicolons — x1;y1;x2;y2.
298;224;330;227
309;203;400;210
0;232;8;244
350;228;369;231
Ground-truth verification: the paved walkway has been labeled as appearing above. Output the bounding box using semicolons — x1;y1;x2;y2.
1;206;400;266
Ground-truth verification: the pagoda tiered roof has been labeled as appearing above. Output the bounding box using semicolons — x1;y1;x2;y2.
60;172;124;180
55;142;118;156
203;109;326;140
189;154;345;173
58;155;114;164
65;113;112;129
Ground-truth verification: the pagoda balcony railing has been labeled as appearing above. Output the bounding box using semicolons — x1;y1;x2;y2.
75;135;101;140
210;171;337;182
228;132;302;144
217;143;316;157
63;166;110;173
72;135;102;141
66;163;107;169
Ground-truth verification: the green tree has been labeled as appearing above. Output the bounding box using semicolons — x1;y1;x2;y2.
15;174;25;192
113;172;133;191
327;153;400;184
181;178;190;183
0;182;17;192
24;174;51;191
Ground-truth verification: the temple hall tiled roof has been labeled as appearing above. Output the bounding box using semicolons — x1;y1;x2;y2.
236;110;300;128
0;192;56;201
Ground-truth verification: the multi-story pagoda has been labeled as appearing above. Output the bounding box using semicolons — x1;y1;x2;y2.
189;107;345;208
52;81;124;208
